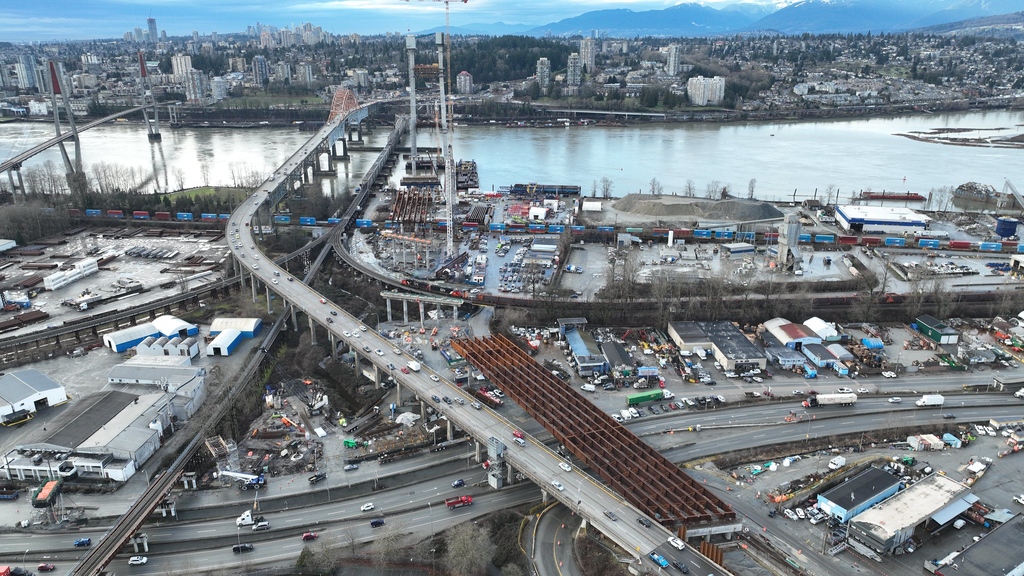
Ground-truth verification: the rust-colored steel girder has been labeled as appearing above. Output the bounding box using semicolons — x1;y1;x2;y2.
452;335;735;526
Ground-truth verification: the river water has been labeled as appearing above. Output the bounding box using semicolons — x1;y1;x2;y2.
1;110;1022;203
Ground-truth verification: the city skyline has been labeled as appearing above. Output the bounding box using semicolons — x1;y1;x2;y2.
2;0;762;43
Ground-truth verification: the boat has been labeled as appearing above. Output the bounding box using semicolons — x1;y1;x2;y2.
859;191;926;201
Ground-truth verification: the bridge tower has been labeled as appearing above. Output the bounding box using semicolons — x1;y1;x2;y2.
406;34;418;168
435;32;455;259
137;52;162;142
47;61;88;201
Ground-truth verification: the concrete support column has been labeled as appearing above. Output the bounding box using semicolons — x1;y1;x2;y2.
419;397;426;419
474;442;482;463
436;303;441;324
354;352;360;374
374;364;380;388
446;418;453;441
290;307;298;331
181;472;197;490
330;333;338;360
265;285;272;314
130;534;150;553
403;300;409;324
308;317;318;346
339;138;349;159
386;299;393;323
453;305;459;319
251;273;257;301
418;301;425;326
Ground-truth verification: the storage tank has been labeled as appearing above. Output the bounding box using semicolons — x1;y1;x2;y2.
996;217;1018;238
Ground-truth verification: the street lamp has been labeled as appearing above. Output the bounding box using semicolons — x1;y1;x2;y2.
427;501;434;540
22;549;28;569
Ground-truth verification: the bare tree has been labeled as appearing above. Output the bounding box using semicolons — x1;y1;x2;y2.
705;180;721;199
748;178;756;199
173;167;187;191
590;179;597;198
600;177;613;199
684;179;696;197
444;522;490;576
200;162;211;187
371;520;406;566
648;177;663;196
825;183;838;206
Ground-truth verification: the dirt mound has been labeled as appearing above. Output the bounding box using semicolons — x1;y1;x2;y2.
611;194;784;222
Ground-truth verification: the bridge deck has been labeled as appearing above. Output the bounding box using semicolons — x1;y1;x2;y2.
452;335;735;526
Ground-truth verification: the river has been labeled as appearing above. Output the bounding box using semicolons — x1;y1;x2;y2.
1;110;1021;204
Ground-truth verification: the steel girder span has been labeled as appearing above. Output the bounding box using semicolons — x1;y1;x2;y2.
452;335;735;526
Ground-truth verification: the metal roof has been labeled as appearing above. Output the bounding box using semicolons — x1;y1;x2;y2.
43;390;137;450
0;369;63;406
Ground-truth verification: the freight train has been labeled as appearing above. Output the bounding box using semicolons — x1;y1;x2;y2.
66;208;343;227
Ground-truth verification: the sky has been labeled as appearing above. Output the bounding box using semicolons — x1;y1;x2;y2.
1;0;761;43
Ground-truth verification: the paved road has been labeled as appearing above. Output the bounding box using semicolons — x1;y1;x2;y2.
535;505;582;576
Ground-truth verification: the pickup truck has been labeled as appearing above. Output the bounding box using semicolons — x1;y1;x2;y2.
648;552;669;568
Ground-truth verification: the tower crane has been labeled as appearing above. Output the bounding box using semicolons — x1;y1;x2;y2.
400;0;467;261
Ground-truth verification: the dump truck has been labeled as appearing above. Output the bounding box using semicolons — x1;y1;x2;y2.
444;495;473;510
915;394;944;407
802;393;858;408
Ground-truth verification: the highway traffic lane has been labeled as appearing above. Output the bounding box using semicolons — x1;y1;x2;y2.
83;485;541;576
536;505;582;576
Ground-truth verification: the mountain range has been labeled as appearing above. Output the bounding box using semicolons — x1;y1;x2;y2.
438;0;1024;37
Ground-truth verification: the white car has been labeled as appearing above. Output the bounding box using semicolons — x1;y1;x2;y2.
888;397;902;404
611;414;624;423
857;388;870;394
343;331;351;337
360;503;375;512
558;462;572;472
359;326;368;332
375;349;385;356
837;387;854;394
128;557;148;566
667;537;686;550
882;371;897;378
550;480;564;491
429;374;440;382
272;279;278;284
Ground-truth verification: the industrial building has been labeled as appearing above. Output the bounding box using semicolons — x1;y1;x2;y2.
102;322;160;353
210;317;263;338
835;205;931;235
804;317;839;341
848;474;974;555
601;341;632;370
207;329;243;356
152;314;199;339
136;335;200;359
763;318;822;350
3;391;173;483
668;321;767;371
107;355;207;415
760;332;807;368
667;321;711;354
816;467;902;523
0;369;68;422
915;315;960;345
564;328;608;377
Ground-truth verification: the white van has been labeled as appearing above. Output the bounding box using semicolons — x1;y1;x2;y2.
513;437;526;448
580;383;596;392
620;409;632;421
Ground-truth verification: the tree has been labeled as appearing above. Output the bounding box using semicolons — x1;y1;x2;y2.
444;522;490;576
200;162;211;187
748;178;756;199
648;177;663;196
599;177;613;199
684;179;696;197
705;180;721;199
173;167;187;191
371;520;406;566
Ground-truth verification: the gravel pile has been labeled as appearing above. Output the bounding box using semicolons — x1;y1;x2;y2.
612;194;784;222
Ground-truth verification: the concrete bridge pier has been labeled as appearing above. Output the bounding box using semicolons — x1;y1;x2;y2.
6;166;25;199
129;533;149;553
181;472;197;490
373;363;381;388
446;417;453;441
250;273;258;302
403;300;409;324
308;317;318;346
290;307;298;331
474;442;482;463
332;138;349;160
329;333;337;360
386;299;393;323
418;301;425;326
265;286;272;314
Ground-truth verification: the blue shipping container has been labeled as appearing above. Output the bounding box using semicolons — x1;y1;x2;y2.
979;242;1002;252
218;214;231;220
737;232;756;241
548;225;565;233
273;215;291;224
714;231;733;239
884;237;905;247
918;239;941;249
693;230;712;239
814;235;835;244
597;226;615;233
798;233;812;243
200;213;217;221
528;224;546;232
176;212;193;221
570;226;586;234
489;223;505;231
355;219;373;228
85;209;102;217
299;216;317;226
326;217;341;225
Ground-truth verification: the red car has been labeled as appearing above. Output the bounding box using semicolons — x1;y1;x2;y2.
400;367;410;374
512;430;524;440
301;532;318;541
38;564;56;572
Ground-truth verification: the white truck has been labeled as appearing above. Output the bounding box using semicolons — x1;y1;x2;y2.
915;394;945;407
236;509;261;526
407;361;421;372
580;383;596;392
619;409;632;421
828;455;847;470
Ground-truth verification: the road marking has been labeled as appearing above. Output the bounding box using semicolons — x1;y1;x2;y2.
197;529;215;534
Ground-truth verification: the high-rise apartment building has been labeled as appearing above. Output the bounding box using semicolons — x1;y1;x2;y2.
134;27;144;43
456;71;473;94
147;18;158;45
184;69;206;104
298;63;315;87
686;75;726;106
536;57;551;91
580;38;596;73
567;53;582;86
171;54;193;82
15;55;37;90
275;62;291;83
210;76;228;101
666;44;682;76
252;55;270;87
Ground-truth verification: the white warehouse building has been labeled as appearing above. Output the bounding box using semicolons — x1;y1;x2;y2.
103;323;160;353
0;369;68;421
835;205;931;235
